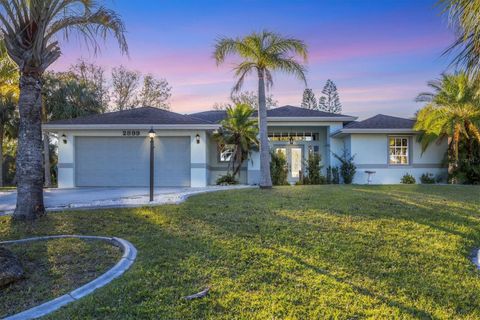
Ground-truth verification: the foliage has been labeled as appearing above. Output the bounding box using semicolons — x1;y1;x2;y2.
439;0;480;79
318;80;342;113
111;65;141;110
326;166;340;184
139;74;172;110
2;186;480;318
420;172;436;184
450;139;480;184
270;151;289;185
2;137;16;185
333;150;356;184
214;104;258;177
303;152;325;184
232;91;278;110
42;72;105;120
401;173;416;184
215;174;238;185
415;73;480;180
214;30;308;188
300;88;318;110
70;59;110;111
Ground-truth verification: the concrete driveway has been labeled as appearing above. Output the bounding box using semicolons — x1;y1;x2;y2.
0;186;250;215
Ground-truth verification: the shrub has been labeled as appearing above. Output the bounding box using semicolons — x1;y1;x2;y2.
331;167;340;184
326;166;332;184
420;172;435;184
303;153;326;185
216;173;238;185
270;151;289;185
333;150;356;184
400;173;416;184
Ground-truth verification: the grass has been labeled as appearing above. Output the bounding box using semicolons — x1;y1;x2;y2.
1;185;480;319
0;238;121;318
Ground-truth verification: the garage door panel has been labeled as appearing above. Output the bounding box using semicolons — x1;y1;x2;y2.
155;137;191;187
76;137;149;187
75;136;191;187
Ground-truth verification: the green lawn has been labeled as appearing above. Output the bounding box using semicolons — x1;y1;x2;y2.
0;238;121;318
1;185;480;319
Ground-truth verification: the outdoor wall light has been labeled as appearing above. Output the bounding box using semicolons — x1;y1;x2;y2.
289;136;294;145
61;134;67;144
148;128;156;139
196;134;201;144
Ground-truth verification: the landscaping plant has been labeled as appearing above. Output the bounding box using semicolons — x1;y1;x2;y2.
216;174;238;185
401;173;416;184
420;173;436;184
270;151;289;185
333;150;357;184
303;153;325;184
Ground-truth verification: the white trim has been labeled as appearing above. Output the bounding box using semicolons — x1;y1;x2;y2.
331;128;417;138
265;116;357;122
42;124;221;131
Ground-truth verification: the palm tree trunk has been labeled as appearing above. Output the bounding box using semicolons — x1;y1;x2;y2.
43;132;52;188
13;74;45;221
0;124;4;187
257;69;272;188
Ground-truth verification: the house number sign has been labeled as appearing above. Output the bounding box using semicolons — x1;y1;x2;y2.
122;130;141;136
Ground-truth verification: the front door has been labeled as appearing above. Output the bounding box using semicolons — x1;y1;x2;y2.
275;146;303;184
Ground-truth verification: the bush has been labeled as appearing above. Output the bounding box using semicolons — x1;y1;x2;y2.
216;173;238;185
333;150;356;184
400;173;416;184
303;153;326;185
332;167;340;184
420;172;435;184
270;151;289;185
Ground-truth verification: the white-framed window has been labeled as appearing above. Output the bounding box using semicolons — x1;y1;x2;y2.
219;145;235;162
389;137;409;165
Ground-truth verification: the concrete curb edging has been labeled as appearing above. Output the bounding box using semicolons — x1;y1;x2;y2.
1;235;137;320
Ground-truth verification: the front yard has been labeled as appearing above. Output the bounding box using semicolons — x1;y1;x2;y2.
1;185;479;319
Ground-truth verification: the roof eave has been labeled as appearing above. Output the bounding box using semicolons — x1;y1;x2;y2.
264;116;358;122
42;123;221;131
331;128;417;138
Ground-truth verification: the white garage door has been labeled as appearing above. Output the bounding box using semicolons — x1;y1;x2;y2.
75;136;191;187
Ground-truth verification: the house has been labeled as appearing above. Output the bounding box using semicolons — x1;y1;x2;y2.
43;105;448;188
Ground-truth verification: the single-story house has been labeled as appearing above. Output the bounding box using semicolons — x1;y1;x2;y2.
43;105;448;188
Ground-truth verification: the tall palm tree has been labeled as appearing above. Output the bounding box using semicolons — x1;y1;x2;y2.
439;0;480;78
0;1;127;220
214;103;258;178
415;73;480;168
214;30;308;188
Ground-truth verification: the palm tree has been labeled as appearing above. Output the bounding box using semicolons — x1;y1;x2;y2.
439;0;480;78
214;104;258;178
214;30;308;188
415;73;480;170
0;1;127;220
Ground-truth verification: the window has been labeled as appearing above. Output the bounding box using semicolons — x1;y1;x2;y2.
219;145;235;162
389;137;409;165
268;132;318;142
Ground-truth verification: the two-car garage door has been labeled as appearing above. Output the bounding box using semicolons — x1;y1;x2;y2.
75;137;191;187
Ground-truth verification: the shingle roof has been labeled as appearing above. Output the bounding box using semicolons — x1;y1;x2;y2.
47;106;214;125
344;114;415;129
190;105;354;123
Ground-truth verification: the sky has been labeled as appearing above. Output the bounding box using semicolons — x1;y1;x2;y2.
51;0;455;119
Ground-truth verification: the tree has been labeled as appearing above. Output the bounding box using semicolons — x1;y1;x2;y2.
70;59;109;111
300;88;317;109
214;31;308;188
318;80;342;113
139;74;171;109
111;65;140;111
438;0;480;79
415;73;480;174
213;104;258;178
212;91;278;110
0;0;127;220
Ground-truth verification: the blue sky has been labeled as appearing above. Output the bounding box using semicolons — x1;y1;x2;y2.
51;0;454;119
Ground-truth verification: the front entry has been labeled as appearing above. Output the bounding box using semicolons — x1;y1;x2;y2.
275;146;304;184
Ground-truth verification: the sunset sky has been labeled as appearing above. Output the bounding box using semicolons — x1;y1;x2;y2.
51;0;454;119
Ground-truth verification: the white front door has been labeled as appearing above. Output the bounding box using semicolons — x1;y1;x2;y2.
289;147;303;183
